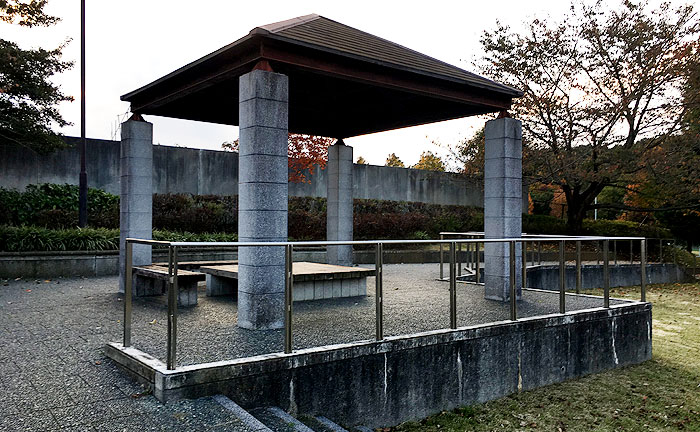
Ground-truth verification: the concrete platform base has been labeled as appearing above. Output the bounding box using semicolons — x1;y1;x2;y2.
105;300;651;429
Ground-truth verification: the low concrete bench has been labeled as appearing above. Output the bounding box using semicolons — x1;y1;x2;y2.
132;265;205;307
151;260;237;271
199;262;375;301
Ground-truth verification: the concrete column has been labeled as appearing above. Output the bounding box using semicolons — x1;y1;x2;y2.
238;69;288;330
483;116;523;301
119;117;153;293
326;140;353;266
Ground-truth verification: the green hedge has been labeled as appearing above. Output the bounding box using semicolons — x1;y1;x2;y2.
0;183;119;228
522;215;672;239
0;184;675;251
0;226;119;252
0;226;238;252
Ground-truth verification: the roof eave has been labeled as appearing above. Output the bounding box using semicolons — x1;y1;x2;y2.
120;32;260;102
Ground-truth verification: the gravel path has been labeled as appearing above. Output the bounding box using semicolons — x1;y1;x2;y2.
0;264;627;430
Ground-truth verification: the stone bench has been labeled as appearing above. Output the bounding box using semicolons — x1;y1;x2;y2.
151;260;237;271
199;262;375;301
132;265;205;307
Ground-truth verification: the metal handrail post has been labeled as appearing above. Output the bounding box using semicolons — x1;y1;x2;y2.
167;246;178;370
613;240;617;266
659;238;663;262
538;242;542;265
640;239;647;302
575;240;582;295
457;242;462;277
123;241;133;347
284;244;294;354
471;236;476;271
509;241;517;321
603;240;610;308
475;242;481;284
672;239;676;265
559;240;566;314
596;241;600;265
449;242;457;329
522;241;527;290
439;234;444;280
630;239;634;265
375;242;383;341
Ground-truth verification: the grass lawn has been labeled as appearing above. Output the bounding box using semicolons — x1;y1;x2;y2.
391;282;700;431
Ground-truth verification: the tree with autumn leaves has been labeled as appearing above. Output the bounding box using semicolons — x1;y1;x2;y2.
411;151;445;171
479;0;700;233
223;134;334;183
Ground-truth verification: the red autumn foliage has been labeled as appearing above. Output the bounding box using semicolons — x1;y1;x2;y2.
222;134;334;183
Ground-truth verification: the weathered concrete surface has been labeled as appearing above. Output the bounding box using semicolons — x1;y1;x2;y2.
119;119;153;293
109;302;651;429
527;263;692;290
237;69;288;330
292;277;367;301
326;141;353;266
0;138;493;207
483;117;523;301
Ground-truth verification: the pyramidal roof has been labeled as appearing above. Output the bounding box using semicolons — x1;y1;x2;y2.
252;14;519;96
122;14;521;137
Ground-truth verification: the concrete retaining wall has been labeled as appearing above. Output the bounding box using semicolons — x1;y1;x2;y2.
0;250;235;278
0;249;467;278
527;263;692;290
0;138;484;206
106;301;652;428
2;250;692;282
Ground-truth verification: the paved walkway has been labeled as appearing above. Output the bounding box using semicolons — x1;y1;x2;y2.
0;277;256;431
0;264;625;430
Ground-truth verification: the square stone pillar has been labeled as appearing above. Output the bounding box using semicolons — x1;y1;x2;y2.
238;69;288;330
327;140;353;266
483;117;523;301
119;118;153;293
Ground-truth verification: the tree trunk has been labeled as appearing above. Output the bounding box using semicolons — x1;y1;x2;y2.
565;195;588;235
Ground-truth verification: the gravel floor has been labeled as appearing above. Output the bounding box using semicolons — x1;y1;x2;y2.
125;263;626;365
0;263;627;431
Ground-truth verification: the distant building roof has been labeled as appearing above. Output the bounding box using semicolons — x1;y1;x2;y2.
122;14;521;138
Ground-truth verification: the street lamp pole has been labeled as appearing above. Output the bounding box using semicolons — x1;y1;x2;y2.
78;0;88;227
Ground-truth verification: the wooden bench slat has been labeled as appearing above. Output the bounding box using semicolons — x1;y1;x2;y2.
198;262;375;282
152;260;237;270
133;265;205;281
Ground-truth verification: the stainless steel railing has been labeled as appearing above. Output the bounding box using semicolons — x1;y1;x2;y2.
122;236;649;370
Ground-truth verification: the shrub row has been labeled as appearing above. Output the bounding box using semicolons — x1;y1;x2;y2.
0;186;484;239
0;185;673;248
521;214;672;239
0;226;238;252
0;184;119;228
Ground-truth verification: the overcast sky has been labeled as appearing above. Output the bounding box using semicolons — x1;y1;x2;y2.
3;0;697;167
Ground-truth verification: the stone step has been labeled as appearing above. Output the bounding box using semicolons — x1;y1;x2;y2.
299;415;350;432
212;395;272;431
249;406;315;432
214;397;359;432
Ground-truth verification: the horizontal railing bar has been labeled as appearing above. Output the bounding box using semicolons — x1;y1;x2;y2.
125;239;173;246
127;236;646;248
439;232;649;240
